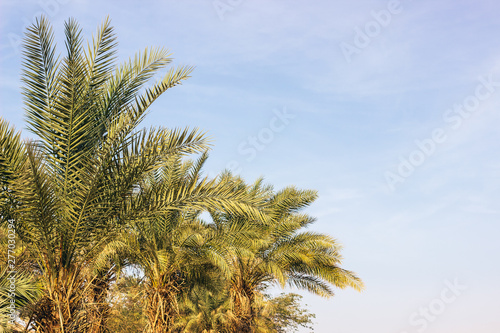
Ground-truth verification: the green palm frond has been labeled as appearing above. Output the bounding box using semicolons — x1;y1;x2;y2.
0;225;42;332
0;269;41;332
0;119;25;181
0;119;26;224
21;16;59;145
14;142;60;261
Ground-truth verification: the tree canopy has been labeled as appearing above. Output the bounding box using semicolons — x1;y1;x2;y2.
0;16;363;333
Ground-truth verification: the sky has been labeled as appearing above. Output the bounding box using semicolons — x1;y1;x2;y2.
1;0;499;332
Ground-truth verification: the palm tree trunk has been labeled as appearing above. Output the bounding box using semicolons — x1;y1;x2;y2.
30;270;88;333
87;273;113;333
232;288;257;333
144;274;183;333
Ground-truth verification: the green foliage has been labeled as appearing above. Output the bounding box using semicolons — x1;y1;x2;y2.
0;226;41;332
267;293;315;333
0;16;364;333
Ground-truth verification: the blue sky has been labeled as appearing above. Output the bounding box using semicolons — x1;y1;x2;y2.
1;0;499;332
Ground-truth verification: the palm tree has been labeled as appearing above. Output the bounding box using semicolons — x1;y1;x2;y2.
208;179;364;332
118;153;267;333
0;16;213;332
